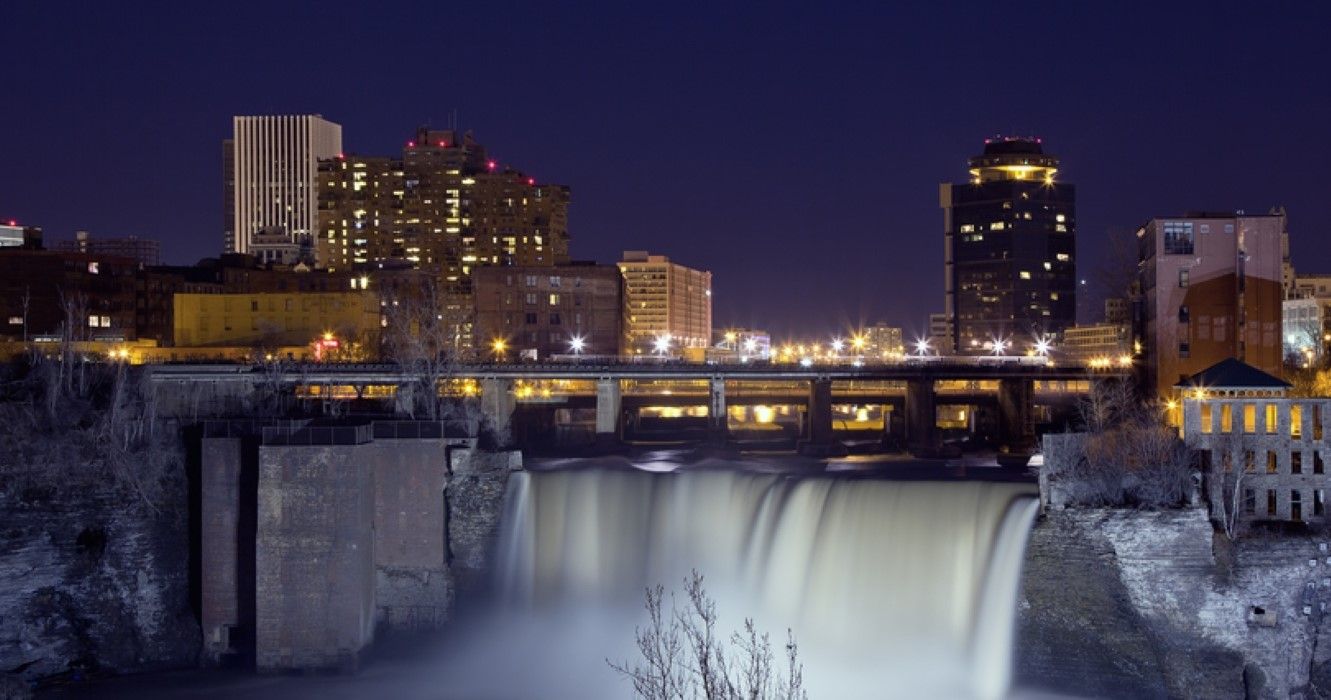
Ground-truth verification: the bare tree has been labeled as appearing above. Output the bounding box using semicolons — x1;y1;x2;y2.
381;275;462;420
1060;380;1198;508
1207;431;1254;541
609;571;808;700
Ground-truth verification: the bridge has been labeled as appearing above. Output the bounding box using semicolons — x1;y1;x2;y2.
147;358;1130;455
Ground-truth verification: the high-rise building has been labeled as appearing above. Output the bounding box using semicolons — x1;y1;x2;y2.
472;262;622;360
0;221;42;249
316;128;570;353
222;139;235;255
1137;212;1284;397
56;231;160;267
860;323;904;360
617;251;712;355
942;137;1076;354
229;115;342;255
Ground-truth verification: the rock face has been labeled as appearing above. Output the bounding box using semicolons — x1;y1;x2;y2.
1019;508;1331;699
0;490;199;683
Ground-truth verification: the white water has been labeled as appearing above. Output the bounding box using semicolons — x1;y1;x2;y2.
495;468;1039;699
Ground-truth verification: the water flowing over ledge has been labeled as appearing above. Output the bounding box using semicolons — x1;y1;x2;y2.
496;469;1038;699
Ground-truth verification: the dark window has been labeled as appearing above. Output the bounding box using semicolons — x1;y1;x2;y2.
1267;452;1278;474
1178;306;1189;323
1243;489;1256;514
1293;451;1303;474
549;313;561;325
1317;451;1326;475
1317;490;1325;517
1292;490;1303;522
524;313;537;325
1267;489;1277;516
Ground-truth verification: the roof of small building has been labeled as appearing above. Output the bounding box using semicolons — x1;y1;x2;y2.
1174;358;1291;389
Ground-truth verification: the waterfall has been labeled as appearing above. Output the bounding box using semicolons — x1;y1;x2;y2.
495;468;1039;699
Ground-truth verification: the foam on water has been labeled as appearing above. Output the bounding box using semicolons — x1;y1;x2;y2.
495;467;1038;699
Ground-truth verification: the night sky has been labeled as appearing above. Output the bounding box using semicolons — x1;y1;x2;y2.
4;2;1330;339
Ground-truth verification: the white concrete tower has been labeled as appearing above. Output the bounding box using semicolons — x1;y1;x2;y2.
229;115;342;255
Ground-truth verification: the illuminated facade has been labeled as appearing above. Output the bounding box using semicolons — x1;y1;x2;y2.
617;251;712;355
172;291;378;349
942;137;1076;354
1138;213;1284;397
1062;323;1130;361
860;323;904;360
228;115;343;255
316;129;571;352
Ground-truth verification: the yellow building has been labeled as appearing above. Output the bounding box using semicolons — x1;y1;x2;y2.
173;292;379;351
617;251;712;355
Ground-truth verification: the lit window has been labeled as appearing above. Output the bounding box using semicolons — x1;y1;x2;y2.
1043;262;1052;271
990;222;1006;231
1056;253;1070;262
7;316;22;325
87;262;99;274
1055;214;1066;223
549;293;560;306
1019;271;1031;280
959;224;975;233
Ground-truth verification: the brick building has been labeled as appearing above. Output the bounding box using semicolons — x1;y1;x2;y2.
471;263;623;360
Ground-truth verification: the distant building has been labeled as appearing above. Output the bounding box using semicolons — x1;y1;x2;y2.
617;251;712;355
711;328;771;362
315;128;570;352
0;223;25;248
1062;323;1130;361
860;323;904;360
172;291;378;349
1283;297;1324;366
927;313;953;355
56;231;161;267
1104;297;1130;325
248;229;310;267
942;136;1076;354
229;115;342;255
0;248;139;342
1138;212;1283;397
0;222;43;249
471;263;622;360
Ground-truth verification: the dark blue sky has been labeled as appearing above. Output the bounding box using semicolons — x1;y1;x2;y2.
4;2;1329;339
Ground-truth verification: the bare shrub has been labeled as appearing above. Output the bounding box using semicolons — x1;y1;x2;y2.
0;358;182;514
609;571;808;700
1055;380;1198;508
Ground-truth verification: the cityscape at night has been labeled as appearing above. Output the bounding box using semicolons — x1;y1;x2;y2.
3;2;1331;699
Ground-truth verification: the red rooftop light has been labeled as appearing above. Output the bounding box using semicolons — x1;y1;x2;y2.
438;141;447;147
487;160;497;171
407;141;416;148
527;177;536;186
7;220;15;226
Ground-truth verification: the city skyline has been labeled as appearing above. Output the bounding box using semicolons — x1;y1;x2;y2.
4;3;1330;338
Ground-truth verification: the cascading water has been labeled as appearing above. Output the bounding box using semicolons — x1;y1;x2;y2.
495;468;1039;699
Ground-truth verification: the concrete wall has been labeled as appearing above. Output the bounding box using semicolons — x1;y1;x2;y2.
201;425;519;671
370;439;451;631
255;446;377;671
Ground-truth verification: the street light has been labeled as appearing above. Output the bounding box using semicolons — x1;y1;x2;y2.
653;334;672;355
914;338;931;356
569;335;586;354
491;338;507;360
990;337;1010;356
1034;337;1052;357
831;338;845;354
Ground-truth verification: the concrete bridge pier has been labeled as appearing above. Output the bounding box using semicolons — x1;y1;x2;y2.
707;377;728;446
595;378;622;448
906;377;938;457
997;377;1035;458
799;377;840;456
480;378;516;444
